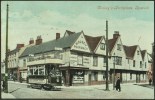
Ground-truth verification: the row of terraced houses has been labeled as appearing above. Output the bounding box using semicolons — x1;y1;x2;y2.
6;30;153;86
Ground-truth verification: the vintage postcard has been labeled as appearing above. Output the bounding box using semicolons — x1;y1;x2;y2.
1;1;154;99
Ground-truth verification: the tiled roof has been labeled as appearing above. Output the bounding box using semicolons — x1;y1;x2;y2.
8;48;19;55
123;45;137;59
84;35;102;52
65;30;75;36
108;38;118;53
20;31;82;57
141;50;146;60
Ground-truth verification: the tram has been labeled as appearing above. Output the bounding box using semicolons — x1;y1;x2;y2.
27;64;62;90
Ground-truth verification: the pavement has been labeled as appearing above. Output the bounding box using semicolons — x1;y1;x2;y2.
1;81;154;99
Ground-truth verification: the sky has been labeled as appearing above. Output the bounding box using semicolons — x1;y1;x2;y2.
1;1;154;61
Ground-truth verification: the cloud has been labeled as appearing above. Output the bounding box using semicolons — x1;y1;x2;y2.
1;9;154;61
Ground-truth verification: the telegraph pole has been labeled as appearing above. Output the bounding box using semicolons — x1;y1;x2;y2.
4;4;9;93
105;20;109;90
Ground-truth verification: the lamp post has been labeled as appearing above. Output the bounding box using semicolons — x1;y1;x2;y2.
4;4;9;93
105;20;109;90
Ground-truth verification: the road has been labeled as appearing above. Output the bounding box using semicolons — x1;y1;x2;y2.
3;81;154;99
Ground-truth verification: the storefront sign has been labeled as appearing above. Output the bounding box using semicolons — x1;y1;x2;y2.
73;71;84;83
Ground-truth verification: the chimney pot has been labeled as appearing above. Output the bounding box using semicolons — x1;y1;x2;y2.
113;31;120;38
56;33;60;40
35;36;42;45
16;44;24;49
29;38;34;44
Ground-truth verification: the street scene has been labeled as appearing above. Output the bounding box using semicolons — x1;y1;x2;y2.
1;81;154;99
1;1;154;99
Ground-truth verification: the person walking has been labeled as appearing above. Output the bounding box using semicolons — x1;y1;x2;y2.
116;77;121;92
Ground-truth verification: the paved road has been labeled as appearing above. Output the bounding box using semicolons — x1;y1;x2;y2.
2;81;154;99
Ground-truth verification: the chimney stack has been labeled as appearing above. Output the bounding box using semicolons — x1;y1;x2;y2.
16;44;24;49
29;38;34;44
113;31;120;38
35;35;42;45
56;33;60;40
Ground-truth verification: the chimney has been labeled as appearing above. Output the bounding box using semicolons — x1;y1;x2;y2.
113;31;120;38
35;35;42;45
56;33;60;40
16;44;24;49
29;38;34;44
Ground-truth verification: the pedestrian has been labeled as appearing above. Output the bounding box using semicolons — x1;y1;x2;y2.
2;77;5;91
116;77;121;92
149;78;152;85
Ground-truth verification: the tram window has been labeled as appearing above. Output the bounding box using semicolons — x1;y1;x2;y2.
34;69;38;75
30;69;33;75
39;68;44;75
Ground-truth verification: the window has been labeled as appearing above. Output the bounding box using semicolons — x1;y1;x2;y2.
133;60;135;67
140;61;142;68
103;71;106;80
39;67;45;75
137;51;139;55
116;57;122;65
29;68;33;75
100;43;105;50
94;72;98;81
34;67;38;75
77;55;83;65
23;59;26;67
103;57;106;66
130;73;132;80
117;44;121;51
128;59;129;64
93;56;98;66
145;62;147;68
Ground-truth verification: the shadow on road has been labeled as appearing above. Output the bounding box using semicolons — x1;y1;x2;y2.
9;88;20;93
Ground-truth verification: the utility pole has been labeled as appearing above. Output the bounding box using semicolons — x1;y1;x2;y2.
105;20;109;90
4;4;9;93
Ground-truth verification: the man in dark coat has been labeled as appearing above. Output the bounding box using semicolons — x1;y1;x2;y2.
116;77;121;92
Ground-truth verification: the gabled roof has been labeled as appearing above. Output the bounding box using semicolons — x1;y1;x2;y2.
108;37;118;53
64;30;75;37
20;31;82;57
141;50;147;60
84;35;102;52
123;45;137;59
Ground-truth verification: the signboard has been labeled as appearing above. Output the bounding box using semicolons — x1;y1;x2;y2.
72;34;90;52
73;71;84;83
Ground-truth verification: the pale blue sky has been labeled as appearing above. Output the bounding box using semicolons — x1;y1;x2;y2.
1;1;154;60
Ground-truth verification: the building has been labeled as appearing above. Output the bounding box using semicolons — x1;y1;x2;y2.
8;39;34;81
1;62;5;79
18;30;151;86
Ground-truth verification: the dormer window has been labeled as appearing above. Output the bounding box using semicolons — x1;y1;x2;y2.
117;44;121;51
100;43;105;50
